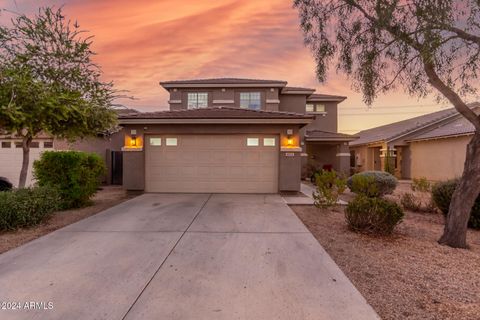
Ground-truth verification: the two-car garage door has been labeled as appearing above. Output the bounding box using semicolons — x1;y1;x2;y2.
145;134;279;193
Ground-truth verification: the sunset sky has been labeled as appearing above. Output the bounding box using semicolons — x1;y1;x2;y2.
0;0;468;134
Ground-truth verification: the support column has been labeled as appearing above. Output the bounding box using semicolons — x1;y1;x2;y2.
336;143;351;176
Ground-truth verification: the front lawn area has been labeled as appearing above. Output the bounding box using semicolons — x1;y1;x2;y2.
0;186;136;254
291;205;480;320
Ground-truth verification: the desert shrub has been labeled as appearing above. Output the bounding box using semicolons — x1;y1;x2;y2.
400;192;437;213
431;180;480;229
313;170;347;208
411;177;431;192
347;171;398;197
345;195;404;235
424;198;438;213
0;187;61;231
400;192;422;212
34;151;105;209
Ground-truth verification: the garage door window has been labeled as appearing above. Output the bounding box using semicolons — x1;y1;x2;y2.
166;138;178;146
263;138;276;146
150;138;162;146
247;138;259;146
1;141;11;148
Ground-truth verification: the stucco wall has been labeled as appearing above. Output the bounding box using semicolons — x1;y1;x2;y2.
55;131;124;184
167;87;280;111
121;123;304;192
410;135;471;181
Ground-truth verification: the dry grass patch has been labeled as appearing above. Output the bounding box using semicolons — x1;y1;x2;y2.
0;186;137;254
291;205;480;320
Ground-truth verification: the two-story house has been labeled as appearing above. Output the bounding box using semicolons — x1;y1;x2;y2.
119;78;356;193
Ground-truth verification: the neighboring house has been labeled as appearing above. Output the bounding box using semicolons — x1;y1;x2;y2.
407;115;476;181
350;102;480;180
118;78;354;193
0;133;54;187
0;107;138;187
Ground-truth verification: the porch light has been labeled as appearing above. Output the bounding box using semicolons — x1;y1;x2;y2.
131;136;137;147
287;137;294;146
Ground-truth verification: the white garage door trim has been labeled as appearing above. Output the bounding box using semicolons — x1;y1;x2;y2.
145;134;279;193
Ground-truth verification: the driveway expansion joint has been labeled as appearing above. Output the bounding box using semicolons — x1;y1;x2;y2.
120;193;213;320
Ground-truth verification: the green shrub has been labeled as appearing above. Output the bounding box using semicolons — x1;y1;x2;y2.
431;179;480;229
345;195;404;235
34;151;105;208
347;171;398;197
313;170;347;208
411;177;431;192
0;187;61;231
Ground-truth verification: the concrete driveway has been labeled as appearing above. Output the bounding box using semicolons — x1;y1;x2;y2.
0;194;379;320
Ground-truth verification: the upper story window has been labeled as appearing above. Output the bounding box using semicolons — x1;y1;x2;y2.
187;92;208;109
306;103;326;113
240;92;261;110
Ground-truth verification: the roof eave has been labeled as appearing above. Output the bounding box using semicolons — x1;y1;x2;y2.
407;131;475;142
281;89;316;95
160;82;288;89
119;118;313;125
307;96;347;102
306;137;358;142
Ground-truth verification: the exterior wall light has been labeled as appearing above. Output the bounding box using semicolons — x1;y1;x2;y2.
287;137;294;146
131;136;137;147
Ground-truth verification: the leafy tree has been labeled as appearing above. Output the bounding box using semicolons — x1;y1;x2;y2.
294;0;480;248
0;7;117;187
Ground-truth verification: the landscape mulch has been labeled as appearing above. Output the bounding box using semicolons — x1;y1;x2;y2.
291;204;480;320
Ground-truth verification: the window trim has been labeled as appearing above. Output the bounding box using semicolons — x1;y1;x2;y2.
149;137;162;146
246;137;259;146
187;92;209;109
240;92;262;110
263;138;276;146
165;138;178;146
306;103;327;113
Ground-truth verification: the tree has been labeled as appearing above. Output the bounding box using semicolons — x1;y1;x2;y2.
294;0;480;248
0;7;117;187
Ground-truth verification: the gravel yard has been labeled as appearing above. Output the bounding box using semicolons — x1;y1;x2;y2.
291;203;480;320
0;186;137;254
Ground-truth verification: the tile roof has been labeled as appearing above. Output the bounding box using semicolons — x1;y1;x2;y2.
160;78;287;86
408;111;480;141
114;108;139;116
349;105;478;146
307;94;347;102
305;130;359;141
118;106;313;120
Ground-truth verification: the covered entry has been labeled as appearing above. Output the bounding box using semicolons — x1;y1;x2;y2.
145;134;279;193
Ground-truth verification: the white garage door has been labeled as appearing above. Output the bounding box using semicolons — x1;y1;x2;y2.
0;139;54;187
145;134;279;193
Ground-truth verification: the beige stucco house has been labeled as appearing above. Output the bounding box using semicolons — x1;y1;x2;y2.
0;78;354;192
118;78;356;193
350;102;479;181
408;116;476;181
